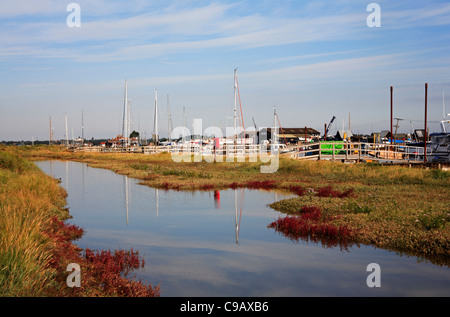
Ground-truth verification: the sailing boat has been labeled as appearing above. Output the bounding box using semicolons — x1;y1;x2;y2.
426;92;450;162
167;95;173;145
270;106;288;153
221;68;248;149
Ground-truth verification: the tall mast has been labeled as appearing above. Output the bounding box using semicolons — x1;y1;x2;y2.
273;106;278;145
138;114;141;144
442;91;448;133
349;112;351;131
81;109;84;141
122;80;128;146
49;116;51;145
236;71;245;143
65;113;69;146
235;190;238;244
128;99;131;145
234;68;237;144
443;91;446;120
183;106;187;143
167;94;173;142
153;89;159;144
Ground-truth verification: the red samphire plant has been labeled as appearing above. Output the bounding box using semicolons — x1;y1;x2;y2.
268;205;356;250
317;185;354;198
45;216;160;297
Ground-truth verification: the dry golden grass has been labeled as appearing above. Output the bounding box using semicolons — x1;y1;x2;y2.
0;151;69;296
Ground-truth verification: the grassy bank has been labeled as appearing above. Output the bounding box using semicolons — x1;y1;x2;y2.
0;147;160;297
6;145;450;267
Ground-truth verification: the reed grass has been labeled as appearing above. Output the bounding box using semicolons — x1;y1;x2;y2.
0;147;160;297
0;151;65;296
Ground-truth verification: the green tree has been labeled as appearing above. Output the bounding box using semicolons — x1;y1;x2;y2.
130;131;139;139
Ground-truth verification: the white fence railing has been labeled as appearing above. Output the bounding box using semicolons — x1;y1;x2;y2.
292;142;426;162
78;142;429;163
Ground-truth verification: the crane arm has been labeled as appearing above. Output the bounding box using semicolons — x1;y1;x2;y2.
325;116;336;135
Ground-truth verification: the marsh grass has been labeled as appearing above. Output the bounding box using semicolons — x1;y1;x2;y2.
0;148;160;297
0;151;67;296
417;210;450;230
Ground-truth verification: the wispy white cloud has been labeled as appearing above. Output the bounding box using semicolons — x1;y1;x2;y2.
0;0;63;17
0;2;364;61
1;2;237;45
256;48;370;65
241;53;407;90
2;1;449;63
2;1;449;140
105;53;407;89
383;2;450;27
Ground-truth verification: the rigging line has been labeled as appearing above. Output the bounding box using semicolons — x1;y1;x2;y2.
235;74;246;145
275;111;288;145
235;74;245;133
401;118;443;123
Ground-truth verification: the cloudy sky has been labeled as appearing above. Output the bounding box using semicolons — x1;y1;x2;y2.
1;0;450;141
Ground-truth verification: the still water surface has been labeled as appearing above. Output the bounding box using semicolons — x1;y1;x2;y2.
36;160;450;297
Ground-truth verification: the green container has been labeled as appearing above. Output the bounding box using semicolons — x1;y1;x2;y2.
320;141;345;155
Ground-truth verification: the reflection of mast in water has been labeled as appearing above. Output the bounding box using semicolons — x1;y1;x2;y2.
155;188;159;217
65;161;69;190
234;189;243;245
124;175;129;225
82;162;85;202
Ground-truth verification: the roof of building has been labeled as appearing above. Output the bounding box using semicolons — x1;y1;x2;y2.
264;127;320;135
336;130;353;139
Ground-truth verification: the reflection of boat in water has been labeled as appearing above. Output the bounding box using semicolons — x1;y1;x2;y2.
214;190;220;209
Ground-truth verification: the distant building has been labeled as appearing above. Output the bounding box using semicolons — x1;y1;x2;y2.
261;127;320;144
335;130;353;141
369;130;411;143
369;131;390;143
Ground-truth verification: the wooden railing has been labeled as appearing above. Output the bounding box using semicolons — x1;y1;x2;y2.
292;142;425;163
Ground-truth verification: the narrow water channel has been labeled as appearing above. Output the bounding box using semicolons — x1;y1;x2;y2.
36;160;450;297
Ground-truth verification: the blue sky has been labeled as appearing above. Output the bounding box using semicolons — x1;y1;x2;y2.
1;0;450;141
